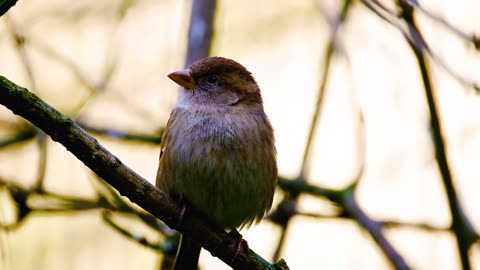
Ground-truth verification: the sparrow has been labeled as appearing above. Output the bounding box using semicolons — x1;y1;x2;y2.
156;56;277;269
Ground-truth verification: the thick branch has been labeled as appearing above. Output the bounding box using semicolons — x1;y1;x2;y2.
0;75;288;270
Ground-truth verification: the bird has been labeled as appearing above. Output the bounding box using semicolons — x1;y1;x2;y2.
156;56;277;269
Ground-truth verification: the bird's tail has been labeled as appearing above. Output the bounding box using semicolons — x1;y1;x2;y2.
173;235;201;270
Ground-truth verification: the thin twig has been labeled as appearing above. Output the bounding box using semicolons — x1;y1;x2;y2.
4;15;35;90
78;122;162;144
102;211;168;252
4;15;51;190
400;0;478;47
397;2;478;269
184;0;216;67
0;126;37;147
341;189;411;270
271;0;355;261
278;178;412;269
361;0;480;92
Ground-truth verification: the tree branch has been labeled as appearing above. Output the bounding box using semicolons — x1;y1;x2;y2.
184;0;216;66
277;178;412;270
397;2;478;269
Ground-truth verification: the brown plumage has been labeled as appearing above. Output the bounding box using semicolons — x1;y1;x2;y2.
156;57;277;269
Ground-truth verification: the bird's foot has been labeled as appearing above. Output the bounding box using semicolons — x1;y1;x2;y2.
228;229;249;264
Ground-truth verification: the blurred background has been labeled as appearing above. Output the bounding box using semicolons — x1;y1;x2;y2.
0;0;480;269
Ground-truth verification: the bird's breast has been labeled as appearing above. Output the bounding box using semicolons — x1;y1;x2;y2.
159;106;276;228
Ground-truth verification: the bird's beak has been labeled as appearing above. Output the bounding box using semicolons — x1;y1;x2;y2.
167;68;196;90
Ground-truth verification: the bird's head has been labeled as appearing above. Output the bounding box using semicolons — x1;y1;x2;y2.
168;57;263;108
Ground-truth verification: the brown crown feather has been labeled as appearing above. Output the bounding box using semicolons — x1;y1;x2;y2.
188;56;257;86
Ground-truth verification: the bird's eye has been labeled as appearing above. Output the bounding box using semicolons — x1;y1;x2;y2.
205;75;218;85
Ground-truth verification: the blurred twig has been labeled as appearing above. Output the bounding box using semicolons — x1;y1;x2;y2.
361;0;480;92
296;210;449;233
399;0;480;49
78;122;162;144
341;187;410;270
1;171;174;254
0;125;37;147
102;211;170;252
4;15;35;90
27;37;101;93
3;18;161;138
184;0;216;67
277;178;412;269
33;132;48;190
4;15;50;190
270;0;354;262
396;2;479;269
300;0;352;178
381;220;448;232
0;178;106;230
26;34;161;123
